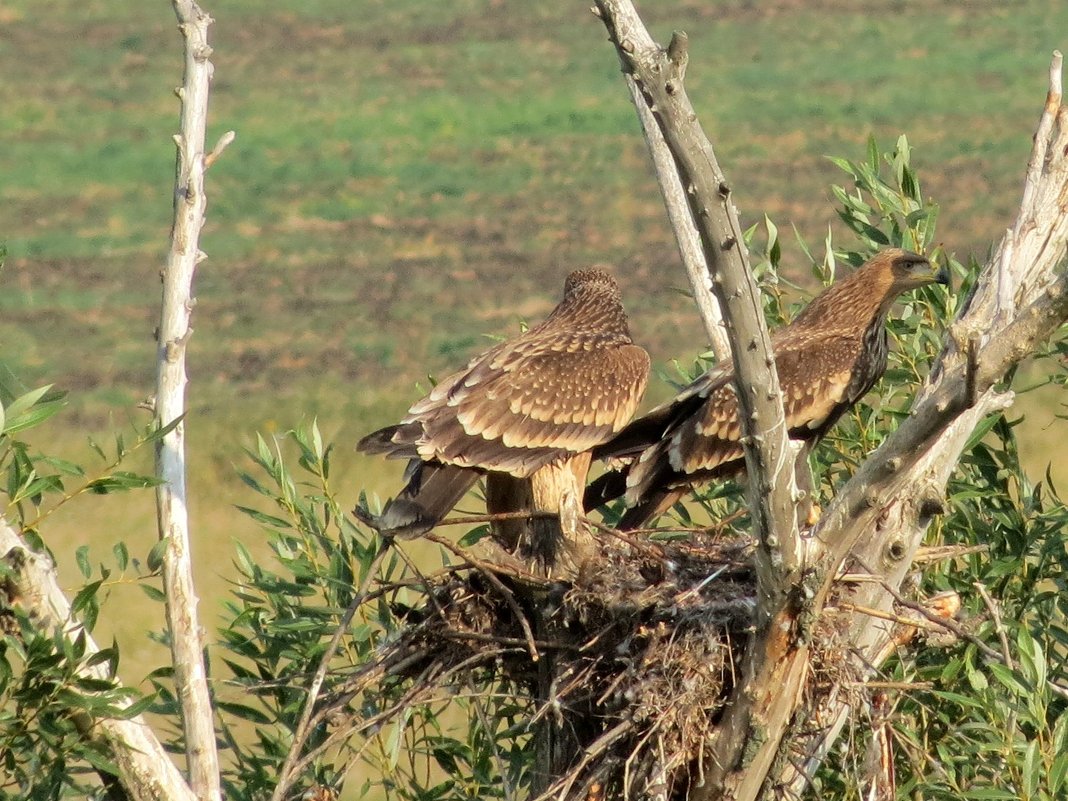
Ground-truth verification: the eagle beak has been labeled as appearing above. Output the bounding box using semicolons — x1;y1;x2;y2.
932;262;950;286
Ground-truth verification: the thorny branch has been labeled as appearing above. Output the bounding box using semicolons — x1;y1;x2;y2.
592;0;802;594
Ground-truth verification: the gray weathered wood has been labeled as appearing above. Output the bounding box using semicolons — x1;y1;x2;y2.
593;4;807;797
156;3;232;799
624;74;731;363
0;520;198;801
596;5;1068;797
593;0;801;594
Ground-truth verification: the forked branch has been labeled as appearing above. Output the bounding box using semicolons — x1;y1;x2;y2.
598;5;1068;798
593;0;801;597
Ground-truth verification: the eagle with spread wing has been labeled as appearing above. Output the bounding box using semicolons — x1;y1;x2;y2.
584;248;948;530
358;268;650;540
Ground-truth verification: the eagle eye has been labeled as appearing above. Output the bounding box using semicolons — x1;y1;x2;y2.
897;254;929;271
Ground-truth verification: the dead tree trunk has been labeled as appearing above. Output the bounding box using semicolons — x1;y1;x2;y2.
156;3;233;799
591;3;1068;798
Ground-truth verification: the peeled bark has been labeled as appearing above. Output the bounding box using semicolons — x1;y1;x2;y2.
155;3;233;799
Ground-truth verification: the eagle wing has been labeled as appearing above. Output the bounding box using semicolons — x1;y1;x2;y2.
362;337;650;479
588;247;940;529
619;332;867;505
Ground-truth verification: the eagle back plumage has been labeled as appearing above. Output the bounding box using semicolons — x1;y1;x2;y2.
359;268;650;480
585;248;944;527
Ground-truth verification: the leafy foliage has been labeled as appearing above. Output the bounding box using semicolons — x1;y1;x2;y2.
215;423;533;800
0;366;169;799
878;414;1068;801
804;141;1068;799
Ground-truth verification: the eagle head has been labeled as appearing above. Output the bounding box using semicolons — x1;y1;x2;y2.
564;267;623;302
884;248;951;292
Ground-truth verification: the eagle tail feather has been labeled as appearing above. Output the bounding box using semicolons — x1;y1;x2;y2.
616;487;686;531
583;469;629;512
357;423;422;457
362;462;479;539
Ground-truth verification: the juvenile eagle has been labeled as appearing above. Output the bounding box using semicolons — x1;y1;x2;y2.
584;248;948;530
358;268;650;540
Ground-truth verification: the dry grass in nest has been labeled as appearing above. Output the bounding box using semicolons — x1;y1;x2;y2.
329;528;761;800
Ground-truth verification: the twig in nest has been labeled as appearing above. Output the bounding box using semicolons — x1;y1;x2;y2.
550;719;635;801
438;630;580;654
390;544;452;625
835;601;946;632
617;508;747;540
586;517;664;559
433;509;560;527
353;560;474;609
912;543;988;563
845;680;934;691
674;564;731;605
425;532;540;661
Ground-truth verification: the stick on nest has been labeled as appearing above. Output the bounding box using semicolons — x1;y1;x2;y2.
319;526;760;800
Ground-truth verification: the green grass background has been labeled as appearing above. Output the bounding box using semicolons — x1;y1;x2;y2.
2;0;1067;725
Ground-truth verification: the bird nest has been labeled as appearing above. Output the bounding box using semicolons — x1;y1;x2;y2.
336;528;762;800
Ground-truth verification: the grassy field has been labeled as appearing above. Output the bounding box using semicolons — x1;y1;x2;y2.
2;0;1067;730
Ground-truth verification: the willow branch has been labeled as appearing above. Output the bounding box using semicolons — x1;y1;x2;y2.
156;3;232;799
272;541;392;801
0;521;197;801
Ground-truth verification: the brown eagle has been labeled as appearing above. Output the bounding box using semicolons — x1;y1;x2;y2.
584;248;948;530
357;268;650;539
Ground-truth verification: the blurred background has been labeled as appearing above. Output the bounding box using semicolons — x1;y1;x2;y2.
1;0;1066;678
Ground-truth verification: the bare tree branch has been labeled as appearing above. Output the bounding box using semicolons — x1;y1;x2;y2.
0;520;197;801
624;73;731;362
592;5;812;796
597;5;1068;796
156;3;232;799
593;0;800;597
